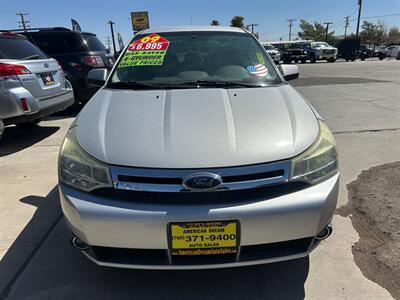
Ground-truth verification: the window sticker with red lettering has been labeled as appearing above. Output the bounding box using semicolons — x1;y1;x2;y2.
118;34;170;67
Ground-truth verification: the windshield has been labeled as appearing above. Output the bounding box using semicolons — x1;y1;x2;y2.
110;31;282;89
0;36;48;59
312;42;330;48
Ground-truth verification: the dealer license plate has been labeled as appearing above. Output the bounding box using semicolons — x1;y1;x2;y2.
168;221;239;256
41;73;55;86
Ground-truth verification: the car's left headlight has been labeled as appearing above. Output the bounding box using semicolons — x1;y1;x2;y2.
290;120;338;184
59;126;112;192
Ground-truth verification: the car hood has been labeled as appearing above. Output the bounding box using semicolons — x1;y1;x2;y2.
318;46;337;50
76;85;319;168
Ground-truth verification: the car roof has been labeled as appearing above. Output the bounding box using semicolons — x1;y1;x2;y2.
139;26;246;34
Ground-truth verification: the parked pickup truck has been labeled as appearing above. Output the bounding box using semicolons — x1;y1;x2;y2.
270;41;308;64
297;41;337;63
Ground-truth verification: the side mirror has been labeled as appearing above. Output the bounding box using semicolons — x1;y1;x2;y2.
87;68;108;87
279;64;299;81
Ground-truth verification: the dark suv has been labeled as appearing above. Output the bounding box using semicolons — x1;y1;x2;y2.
18;27;112;105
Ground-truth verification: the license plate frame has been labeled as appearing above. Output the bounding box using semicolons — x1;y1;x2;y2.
168;220;240;256
40;72;55;86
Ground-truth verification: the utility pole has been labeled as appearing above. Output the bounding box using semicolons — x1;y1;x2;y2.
344;16;350;38
286;19;296;41
16;13;30;31
246;23;259;34
324;22;333;42
107;21;116;54
105;37;112;51
355;0;363;37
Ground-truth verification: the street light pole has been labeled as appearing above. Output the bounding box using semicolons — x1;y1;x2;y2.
108;20;117;54
356;0;363;38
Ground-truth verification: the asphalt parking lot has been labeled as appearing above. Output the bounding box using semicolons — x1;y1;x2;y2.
0;59;399;300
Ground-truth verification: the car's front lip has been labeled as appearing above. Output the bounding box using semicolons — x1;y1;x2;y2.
59;172;339;269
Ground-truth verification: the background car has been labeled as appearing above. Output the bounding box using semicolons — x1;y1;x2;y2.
19;27;113;106
0;31;74;127
386;45;400;59
261;43;280;64
334;37;369;61
298;41;338;63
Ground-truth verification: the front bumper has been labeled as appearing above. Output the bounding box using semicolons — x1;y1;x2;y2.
59;173;339;269
316;53;337;60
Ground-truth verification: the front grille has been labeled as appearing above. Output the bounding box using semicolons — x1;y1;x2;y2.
322;49;335;55
110;160;292;193
86;237;314;267
91;181;310;205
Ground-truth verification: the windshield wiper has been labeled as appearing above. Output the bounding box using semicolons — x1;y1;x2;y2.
180;80;263;88
107;81;164;90
22;54;40;60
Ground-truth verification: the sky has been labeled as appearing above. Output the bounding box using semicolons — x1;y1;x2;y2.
0;0;399;49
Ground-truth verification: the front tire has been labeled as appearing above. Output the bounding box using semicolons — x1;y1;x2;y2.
310;54;316;63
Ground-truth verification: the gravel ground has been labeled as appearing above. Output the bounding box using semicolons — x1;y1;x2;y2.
338;162;400;299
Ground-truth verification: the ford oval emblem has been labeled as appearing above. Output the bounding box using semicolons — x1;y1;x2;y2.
183;173;223;191
44;63;49;68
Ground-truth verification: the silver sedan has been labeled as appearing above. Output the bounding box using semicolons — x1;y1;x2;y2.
59;26;338;269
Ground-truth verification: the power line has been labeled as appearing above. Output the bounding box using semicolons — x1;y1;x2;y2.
361;13;400;20
16;12;30;31
286;19;296;41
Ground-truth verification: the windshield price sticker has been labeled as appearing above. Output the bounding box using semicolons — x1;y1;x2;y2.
256;52;265;65
119;34;170;67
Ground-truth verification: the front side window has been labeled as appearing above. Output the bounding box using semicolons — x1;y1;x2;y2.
109;31;282;89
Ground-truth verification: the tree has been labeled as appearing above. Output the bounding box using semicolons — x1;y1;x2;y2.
298;20;335;42
385;26;400;45
360;21;386;45
230;16;244;28
210;20;220;26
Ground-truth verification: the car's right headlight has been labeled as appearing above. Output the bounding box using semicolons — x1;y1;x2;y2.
59;126;112;192
290;120;338;184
